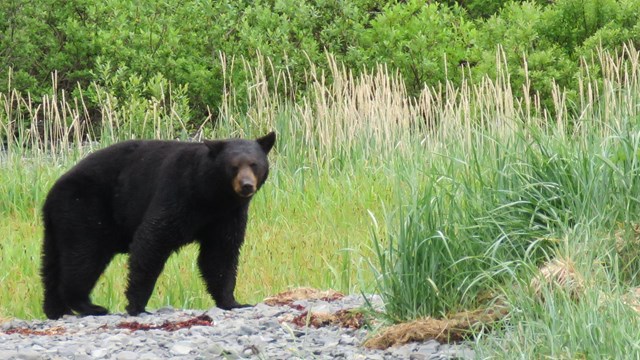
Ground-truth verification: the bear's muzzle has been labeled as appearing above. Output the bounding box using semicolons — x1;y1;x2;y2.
233;167;257;197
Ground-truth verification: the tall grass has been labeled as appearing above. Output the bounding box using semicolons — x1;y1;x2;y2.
3;43;640;358
365;44;640;357
1;55;415;318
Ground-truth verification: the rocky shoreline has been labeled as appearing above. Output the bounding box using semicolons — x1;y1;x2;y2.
0;294;474;359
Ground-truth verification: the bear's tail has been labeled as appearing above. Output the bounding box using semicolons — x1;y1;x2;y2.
41;207;70;319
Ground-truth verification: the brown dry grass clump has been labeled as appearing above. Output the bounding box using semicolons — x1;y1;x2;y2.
263;287;344;306
614;223;640;267
530;257;585;301
622;287;640;314
291;309;366;329
364;304;508;349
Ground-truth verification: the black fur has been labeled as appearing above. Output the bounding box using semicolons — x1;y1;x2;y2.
41;132;275;319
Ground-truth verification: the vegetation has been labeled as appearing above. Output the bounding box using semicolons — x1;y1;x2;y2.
3;0;640;358
3;44;640;356
2;0;639;123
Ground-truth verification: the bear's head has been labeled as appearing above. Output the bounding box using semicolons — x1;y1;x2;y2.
205;132;276;199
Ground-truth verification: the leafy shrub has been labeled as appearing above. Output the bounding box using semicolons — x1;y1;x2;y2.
439;0;551;19
538;0;622;55
353;1;475;95
470;0;640;114
2;0;640;132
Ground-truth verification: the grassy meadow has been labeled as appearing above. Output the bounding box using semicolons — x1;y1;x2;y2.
4;47;640;357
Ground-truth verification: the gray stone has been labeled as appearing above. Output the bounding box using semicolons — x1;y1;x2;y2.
363;355;385;360
258;319;280;329
105;333;131;345
138;352;161;360
390;342;421;359
243;345;261;357
90;348;109;358
416;340;441;353
307;304;332;313
57;344;80;357
8;321;28;329
115;351;140;360
202;343;224;355
155;306;174;315
16;349;41;360
339;334;357;346
239;324;258;335
260;335;276;343
206;307;225;318
26;345;46;353
170;342;193;356
436;344;475;359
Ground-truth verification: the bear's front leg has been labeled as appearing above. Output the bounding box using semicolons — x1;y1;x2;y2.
198;211;251;310
198;239;251;310
125;220;178;316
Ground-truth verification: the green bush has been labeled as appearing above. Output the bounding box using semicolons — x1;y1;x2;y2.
469;0;640;114
2;0;640;131
539;0;622;55
439;0;551;19
353;1;475;95
472;1;568;100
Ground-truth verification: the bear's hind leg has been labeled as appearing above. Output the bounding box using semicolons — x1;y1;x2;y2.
45;182;124;317
56;212;121;317
59;248;114;316
42;229;73;319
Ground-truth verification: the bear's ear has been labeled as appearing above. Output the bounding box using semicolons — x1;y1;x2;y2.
256;131;276;154
205;140;226;157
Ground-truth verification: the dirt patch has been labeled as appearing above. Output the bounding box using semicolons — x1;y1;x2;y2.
264;287;345;306
363;304;508;349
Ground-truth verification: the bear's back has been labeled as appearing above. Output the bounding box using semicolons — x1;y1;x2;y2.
46;140;204;205
62;140;200;184
44;140;207;234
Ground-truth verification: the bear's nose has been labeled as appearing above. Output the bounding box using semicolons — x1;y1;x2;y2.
240;181;255;197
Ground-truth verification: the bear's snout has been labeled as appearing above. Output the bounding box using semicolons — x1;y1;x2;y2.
233;167;257;198
240;181;255;196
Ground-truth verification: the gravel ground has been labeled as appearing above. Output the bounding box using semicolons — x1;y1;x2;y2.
0;295;474;359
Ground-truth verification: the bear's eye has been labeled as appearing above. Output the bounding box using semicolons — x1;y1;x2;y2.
231;165;239;172
250;162;257;169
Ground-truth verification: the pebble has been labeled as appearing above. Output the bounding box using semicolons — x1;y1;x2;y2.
0;295;474;359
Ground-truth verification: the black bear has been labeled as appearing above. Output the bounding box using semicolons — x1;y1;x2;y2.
40;132;276;319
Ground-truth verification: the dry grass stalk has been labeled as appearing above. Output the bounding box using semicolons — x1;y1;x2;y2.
263;287;344;306
622;287;640;314
364;304;508;349
530;257;585;301
614;223;640;254
290;309;366;329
